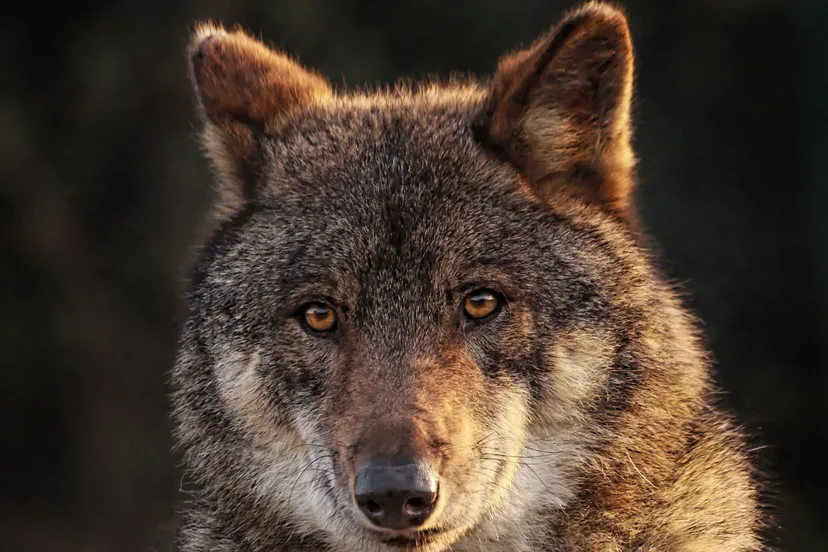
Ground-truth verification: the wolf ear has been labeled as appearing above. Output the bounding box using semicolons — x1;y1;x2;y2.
474;2;636;216
188;23;333;220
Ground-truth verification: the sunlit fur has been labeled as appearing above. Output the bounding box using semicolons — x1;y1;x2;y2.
172;3;762;551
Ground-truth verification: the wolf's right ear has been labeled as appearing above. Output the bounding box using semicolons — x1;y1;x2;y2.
188;23;333;221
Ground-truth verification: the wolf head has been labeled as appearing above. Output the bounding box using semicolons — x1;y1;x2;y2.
173;4;693;551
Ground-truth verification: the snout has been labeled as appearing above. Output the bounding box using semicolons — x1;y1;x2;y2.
353;459;439;531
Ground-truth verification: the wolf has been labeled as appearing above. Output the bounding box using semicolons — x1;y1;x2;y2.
171;2;762;550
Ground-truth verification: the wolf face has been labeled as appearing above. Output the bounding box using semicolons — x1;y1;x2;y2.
173;4;759;552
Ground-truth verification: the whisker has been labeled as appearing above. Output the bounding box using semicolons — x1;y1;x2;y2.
287;455;329;506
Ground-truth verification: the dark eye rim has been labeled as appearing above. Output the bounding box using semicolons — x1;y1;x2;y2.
460;287;505;326
295;300;341;337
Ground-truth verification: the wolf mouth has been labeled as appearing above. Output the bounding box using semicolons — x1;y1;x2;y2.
380;527;446;547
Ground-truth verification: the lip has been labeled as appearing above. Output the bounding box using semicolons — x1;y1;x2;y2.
380;528;446;548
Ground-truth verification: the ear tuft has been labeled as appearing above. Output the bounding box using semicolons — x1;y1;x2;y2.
188;23;332;129
186;22;333;221
478;2;637;216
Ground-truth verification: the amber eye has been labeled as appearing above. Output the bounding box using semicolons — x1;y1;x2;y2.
302;302;337;333
463;289;501;321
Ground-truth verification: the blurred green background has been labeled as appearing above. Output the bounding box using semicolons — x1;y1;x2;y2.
1;1;826;551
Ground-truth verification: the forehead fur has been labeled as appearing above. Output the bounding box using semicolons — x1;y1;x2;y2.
254;85;506;203
194;82;643;311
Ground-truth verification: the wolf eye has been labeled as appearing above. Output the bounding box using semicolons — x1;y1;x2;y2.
301;302;337;334
463;289;501;321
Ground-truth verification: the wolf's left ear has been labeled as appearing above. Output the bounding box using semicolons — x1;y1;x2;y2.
474;2;636;216
188;23;333;221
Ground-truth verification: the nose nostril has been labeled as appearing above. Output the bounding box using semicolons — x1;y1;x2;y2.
402;492;437;519
361;499;383;517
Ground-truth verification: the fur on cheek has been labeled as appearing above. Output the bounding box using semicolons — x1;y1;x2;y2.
213;349;350;538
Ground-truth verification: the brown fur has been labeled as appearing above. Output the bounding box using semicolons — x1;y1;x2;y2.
172;3;762;551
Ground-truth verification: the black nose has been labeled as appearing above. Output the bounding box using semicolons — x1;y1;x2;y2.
353;460;439;530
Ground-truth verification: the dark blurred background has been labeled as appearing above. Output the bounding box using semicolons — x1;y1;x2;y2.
1;0;826;550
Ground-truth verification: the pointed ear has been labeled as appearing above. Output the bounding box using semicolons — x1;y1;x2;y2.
474;2;636;216
187;23;333;220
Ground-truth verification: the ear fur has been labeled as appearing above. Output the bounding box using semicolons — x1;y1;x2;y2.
187;23;332;220
474;2;636;216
